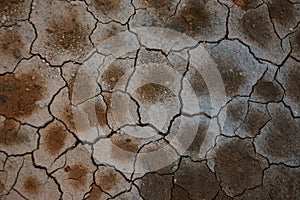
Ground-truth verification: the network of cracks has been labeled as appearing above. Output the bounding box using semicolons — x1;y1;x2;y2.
0;0;299;199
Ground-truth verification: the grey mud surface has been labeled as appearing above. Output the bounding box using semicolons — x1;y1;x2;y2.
0;0;300;199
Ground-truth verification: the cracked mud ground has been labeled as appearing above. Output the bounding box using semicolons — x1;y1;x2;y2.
0;0;300;199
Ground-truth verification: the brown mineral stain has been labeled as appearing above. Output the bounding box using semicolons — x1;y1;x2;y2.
0;119;28;146
101;25;122;42
227;101;245;122
145;0;170;9
110;135;140;161
0;29;24;59
142;143;160;153
189;71;209;96
23;176;40;194
253;80;283;102
233;0;261;11
111;136;139;153
241;10;273;48
215;190;232;200
233;0;244;7
101;66;125;90
67;69;78;102
0;180;5;194
62;105;76;132
215;139;263;196
242;105;270;137
262;105;299;159
87;184;103;200
174;160;220;199
0;73;44;118
136;83;173;104
172;184;190;200
291;28;300;57
296;30;300;48
43;124;67;156
0;0;25;12
96;170;117;191
91;0;121;15
287;66;300;105
102;92;112;110
166;0;211;37
291;27;300;59
46;10;87;51
219;67;246;96
268;0;295;26
145;0;173;10
95;101;107;126
186;122;208;154
0;0;27;25
140;173;173;200
66;164;88;188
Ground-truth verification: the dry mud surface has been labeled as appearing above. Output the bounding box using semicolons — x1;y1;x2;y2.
0;0;299;199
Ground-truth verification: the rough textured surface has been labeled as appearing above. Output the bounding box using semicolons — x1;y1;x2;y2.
0;0;32;26
174;158;220;199
235;165;300;199
0;22;35;74
254;103;300;166
31;0;96;65
0;0;299;199
228;4;290;64
209;137;268;197
137;173;173;200
277;57;300;117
